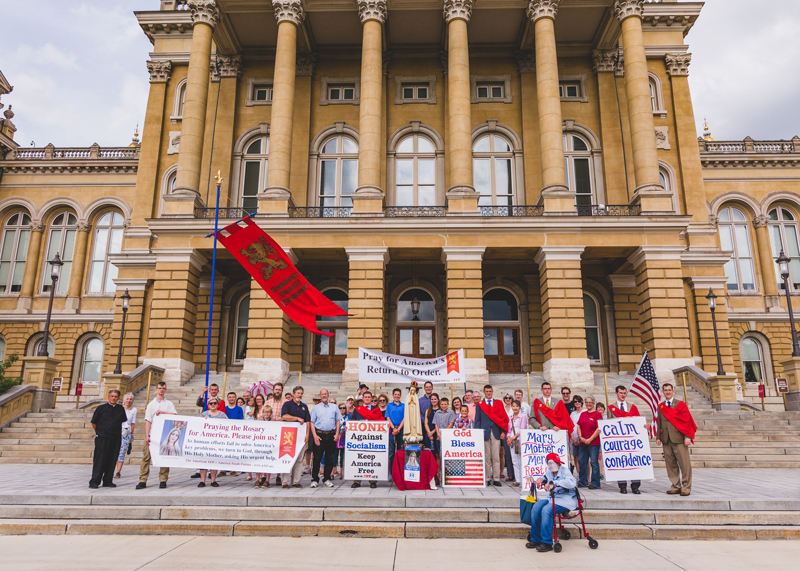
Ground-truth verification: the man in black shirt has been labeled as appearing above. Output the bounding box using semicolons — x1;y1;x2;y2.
561;387;576;414
90;390;128;489
280;386;311;488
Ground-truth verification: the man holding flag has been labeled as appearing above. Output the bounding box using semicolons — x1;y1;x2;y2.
608;385;650;495
657;383;697;496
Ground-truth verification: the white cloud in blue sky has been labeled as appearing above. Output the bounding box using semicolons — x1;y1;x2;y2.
1;0;799;148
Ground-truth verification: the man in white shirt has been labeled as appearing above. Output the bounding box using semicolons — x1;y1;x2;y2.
514;390;531;418
136;381;177;490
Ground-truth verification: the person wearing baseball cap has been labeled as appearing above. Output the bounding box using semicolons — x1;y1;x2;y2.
525;452;578;552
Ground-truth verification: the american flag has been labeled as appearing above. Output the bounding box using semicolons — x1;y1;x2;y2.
630;352;660;438
444;460;484;486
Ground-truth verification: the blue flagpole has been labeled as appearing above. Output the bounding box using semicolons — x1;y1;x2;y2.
204;172;222;410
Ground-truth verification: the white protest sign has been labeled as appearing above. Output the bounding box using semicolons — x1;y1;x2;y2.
599;416;654;481
359;348;466;385
149;415;306;473
344;420;389;481
520;429;569;491
440;428;486;487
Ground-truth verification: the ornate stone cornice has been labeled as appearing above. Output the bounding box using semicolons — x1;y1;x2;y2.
272;0;305;25
188;0;220;28
592;49;618;74
443;0;472;23
515;51;535;74
526;0;560;22
0;164;138;175
613;0;644;22
665;53;691;77
753;215;769;229
357;0;387;24
296;53;317;77
147;60;172;83
211;54;242;81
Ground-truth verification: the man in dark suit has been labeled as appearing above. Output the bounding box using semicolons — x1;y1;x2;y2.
528;382;559;430
656;383;694;496
474;384;509;486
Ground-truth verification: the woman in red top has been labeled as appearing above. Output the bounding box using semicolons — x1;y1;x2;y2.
576;396;603;489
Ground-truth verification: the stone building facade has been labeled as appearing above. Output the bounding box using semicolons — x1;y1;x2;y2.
1;0;799;401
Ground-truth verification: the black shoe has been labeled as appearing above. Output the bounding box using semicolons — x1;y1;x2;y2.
135;482;146;490
588;484;599;490
190;473;201;479
102;483;116;488
492;481;502;487
351;482;361;488
210;481;219;487
525;541;541;549
632;487;641;495
487;481;492;486
619;487;628;494
197;482;205;488
159;482;167;489
89;484;99;489
536;544;553;552
578;484;587;488
276;477;282;485
369;481;377;489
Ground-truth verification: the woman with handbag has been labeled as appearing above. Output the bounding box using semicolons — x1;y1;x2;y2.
507;399;527;487
114;393;137;479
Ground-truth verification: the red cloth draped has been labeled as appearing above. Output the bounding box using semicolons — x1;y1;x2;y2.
478;401;509;432
215;217;347;336
391;450;440;491
608;404;641;418
532;399;574;432
355;406;385;421
658;401;698;443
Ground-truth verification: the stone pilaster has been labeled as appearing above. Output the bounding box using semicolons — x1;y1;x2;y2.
753;215;781;308
609;274;643;372
688;277;735;377
193;276;224;374
241;279;292;386
14;222;43;313
64;223;90;313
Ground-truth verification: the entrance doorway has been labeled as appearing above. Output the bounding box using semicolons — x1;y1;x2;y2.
396;288;436;358
483;288;522;372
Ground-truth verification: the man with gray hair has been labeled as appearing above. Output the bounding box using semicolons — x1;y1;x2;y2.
89;389;128;489
280;386;311;488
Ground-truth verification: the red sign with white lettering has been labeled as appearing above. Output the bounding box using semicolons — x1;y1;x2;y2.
75;383;83;397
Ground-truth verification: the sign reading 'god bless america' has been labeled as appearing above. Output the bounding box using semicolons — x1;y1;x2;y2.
358;348;466;384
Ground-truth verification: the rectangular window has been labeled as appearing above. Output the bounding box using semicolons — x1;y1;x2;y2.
254;87;273;101
242;161;261;210
403;87;414;99
245;79;275;107
401;85;430;101
399;329;413;354
334;329;348;356
559;82;581;98
483;329;499;356
341;160;357;208
394;76;437;105
477;84;504;99
396;159;413;206
329;88;340;100
319;161;336;206
573;158;592;206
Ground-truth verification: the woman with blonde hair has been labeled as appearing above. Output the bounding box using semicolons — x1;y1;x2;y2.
114;392;137;478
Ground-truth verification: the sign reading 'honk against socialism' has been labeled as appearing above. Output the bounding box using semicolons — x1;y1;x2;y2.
149;414;307;473
520;429;569;491
358;348;466;385
344;420;389;481
598;416;654;482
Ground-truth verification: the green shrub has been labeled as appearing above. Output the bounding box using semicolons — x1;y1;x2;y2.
0;354;23;395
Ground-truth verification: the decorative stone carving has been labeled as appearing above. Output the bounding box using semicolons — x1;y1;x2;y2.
29;221;44;232
272;0;305;25
76;222;91;233
708;215;719;227
357;0;387;24
216;54;242;78
592;49;618;74
753;215;769;228
147;60;172;83
655;126;670;150
443;0;472;23
515;51;536;74
383;51;392;76
296;53;317;77
613;0;644;22
167;131;181;155
188;0;220;28
526;0;560;22
665;53;692;77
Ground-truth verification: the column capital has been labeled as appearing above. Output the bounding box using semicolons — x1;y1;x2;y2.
345;247;389;267
272;0;305;25
515;50;536;74
441;246;485;264
357;0;387;24
188;0;220;28
211;54;242;81
687;276;728;292
613;0;644;22
628;245;685;268
76;222;91;233
592;49;618;74
29;221;45;232
146;60;172;83
533;246;584;266
526;0;561;23
753;214;769;228
296;53;317;77
665;53;692;77
443;0;472;24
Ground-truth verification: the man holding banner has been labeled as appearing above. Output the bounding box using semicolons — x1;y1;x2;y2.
349;391;384;489
608;385;649;495
279;387;311;489
474;385;508;486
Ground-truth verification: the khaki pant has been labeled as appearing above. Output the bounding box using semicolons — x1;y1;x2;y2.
484;432;502;481
282;443;307;486
663;440;692;493
139;440;169;483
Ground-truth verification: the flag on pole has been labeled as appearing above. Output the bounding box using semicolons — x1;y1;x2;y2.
629;352;660;438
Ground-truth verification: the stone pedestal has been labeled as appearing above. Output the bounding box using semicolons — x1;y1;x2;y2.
20;356;60;412
240;358;290;387
102;373;132;398
543;358;594;392
779;356;800;411
707;373;740;411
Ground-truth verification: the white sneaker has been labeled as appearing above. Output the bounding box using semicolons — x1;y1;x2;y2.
324;480;334;488
310;481;318;488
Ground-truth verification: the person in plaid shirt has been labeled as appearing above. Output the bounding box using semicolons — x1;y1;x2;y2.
454;405;474;429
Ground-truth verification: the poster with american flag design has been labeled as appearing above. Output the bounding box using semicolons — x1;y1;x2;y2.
440;428;485;487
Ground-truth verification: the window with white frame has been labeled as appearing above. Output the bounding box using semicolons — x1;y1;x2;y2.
319;78;360;106
649;74;667;118
718;206;756;292
171;79;187;122
396;135;436;206
471;76;512;103
559;81;581;99
79;337;104;384
32;335;54;358
650;80;658;111
42;212;77;294
318;135;358;208
403;85;428;101
740;337;765;384
768;207;800;291
88;211;124;294
240;135;269;211
473;135;514;207
245;79;275;107
394;76;437;105
254;85;273;102
477;84;503;99
234;294;249;363
0;212;31;294
584;293;602;362
564;134;594;206
0;336;5;361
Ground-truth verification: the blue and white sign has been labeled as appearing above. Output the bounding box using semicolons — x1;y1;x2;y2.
598;416;654;482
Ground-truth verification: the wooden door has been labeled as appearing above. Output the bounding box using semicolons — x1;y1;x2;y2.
484;327;521;372
396;327;435;358
313;327;347;372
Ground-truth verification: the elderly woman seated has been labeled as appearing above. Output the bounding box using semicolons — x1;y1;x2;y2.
526;453;578;552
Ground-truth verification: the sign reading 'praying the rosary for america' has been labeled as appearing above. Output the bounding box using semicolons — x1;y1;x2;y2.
149;414;307;473
343;420;390;481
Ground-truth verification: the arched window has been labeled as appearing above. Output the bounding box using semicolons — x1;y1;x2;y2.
88;211;124;294
240;135;269;212
314;289;349;371
31;334;55;358
650;79;657;111
483;288;520;372
583;293;601;362
79;337;104;384
649;73;666;118
396;135;436;206
473;135;514;207
234;294;249;363
0;212;31;294
564;134;594;205
318;135;357;208
396;288;435;356
740;337;764;384
718;206;755;292
768;207;800;291
42;211;77;294
0;336;5;361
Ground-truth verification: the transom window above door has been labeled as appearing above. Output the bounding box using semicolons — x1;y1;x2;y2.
396;135;436;207
473;135;514;207
318;136;358;208
240;135;269;212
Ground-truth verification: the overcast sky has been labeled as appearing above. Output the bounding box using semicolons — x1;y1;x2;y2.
1;0;799;148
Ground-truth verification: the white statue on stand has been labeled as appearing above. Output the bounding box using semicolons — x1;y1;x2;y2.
404;381;423;444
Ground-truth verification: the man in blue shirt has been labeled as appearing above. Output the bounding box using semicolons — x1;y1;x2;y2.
418;381;434;448
385;388;405;465
224;392;244;420
309;388;342;488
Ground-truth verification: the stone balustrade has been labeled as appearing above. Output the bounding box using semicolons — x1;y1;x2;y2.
9;144;140;160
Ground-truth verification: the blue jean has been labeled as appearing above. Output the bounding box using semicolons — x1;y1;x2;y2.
528;500;570;545
578;445;601;488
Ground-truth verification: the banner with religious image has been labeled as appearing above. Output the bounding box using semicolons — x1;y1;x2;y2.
520;429;570;491
358;348;466;384
343;420;390;481
149;414;307;473
440;428;486;487
598;416;655;481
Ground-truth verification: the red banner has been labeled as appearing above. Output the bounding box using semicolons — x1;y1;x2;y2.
446;351;460;374
279;426;298;458
216;217;348;336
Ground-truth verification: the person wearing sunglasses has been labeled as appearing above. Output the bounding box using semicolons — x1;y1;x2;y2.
198;398;227;488
501;394;515;482
333;403;349;479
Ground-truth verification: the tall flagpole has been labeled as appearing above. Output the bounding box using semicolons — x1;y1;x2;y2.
204;171;223;410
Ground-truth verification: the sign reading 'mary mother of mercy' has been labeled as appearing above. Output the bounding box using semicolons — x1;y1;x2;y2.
359;348;466;385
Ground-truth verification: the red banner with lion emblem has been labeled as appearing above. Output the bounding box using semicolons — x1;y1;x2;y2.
216;217;347;336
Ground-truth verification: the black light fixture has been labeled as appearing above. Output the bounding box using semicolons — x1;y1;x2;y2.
113;289;132;374
706;287;725;376
38;253;63;357
776;249;800;357
411;294;421;321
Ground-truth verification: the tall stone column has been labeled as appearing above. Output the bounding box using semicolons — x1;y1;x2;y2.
172;0;220;212
352;0;387;216
260;0;304;213
614;0;671;213
609;274;643;372
343;247;389;387
442;247;488;385
534;246;593;391
753;215;781;309
206;55;241;211
687;277;735;376
15;221;43;313
64;223;90;313
443;0;479;214
528;1;572;214
628;246;694;382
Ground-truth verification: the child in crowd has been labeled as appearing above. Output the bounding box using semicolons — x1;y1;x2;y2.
454;405;474;429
